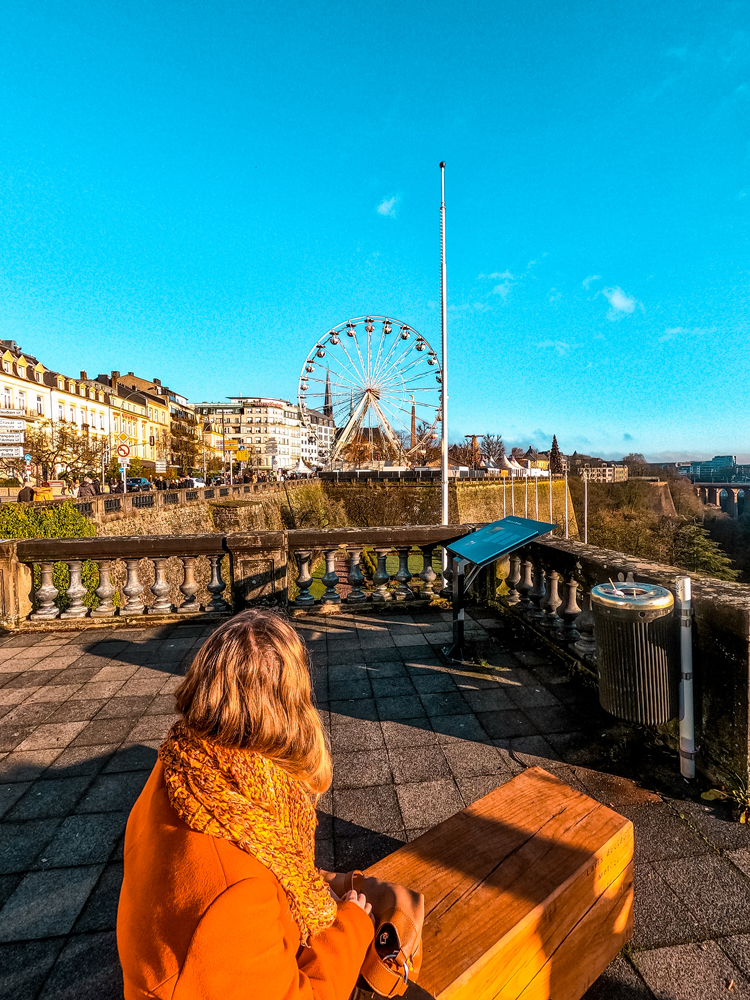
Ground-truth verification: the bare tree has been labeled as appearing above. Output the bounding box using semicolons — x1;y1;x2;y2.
19;420;107;481
481;433;505;465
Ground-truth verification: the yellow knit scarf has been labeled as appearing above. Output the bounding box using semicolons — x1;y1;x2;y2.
159;721;336;946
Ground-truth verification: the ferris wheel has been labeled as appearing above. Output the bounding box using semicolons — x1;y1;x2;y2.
298;316;442;465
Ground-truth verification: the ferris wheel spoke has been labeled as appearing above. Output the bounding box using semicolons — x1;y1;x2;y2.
370;323;405;383
335;338;368;384
375;342;420;385
321;350;366;388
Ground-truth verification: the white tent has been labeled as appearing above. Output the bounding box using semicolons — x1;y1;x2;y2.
291;458;313;475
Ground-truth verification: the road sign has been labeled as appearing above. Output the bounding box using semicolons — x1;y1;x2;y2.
236;450;249;460
116;432;129;443
117;444;131;458
155;460;167;473
25;453;32;462
0;432;24;444
0;408;25;417
0;419;25;431
0;446;23;458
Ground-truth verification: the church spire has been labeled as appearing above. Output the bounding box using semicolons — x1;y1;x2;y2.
324;371;333;418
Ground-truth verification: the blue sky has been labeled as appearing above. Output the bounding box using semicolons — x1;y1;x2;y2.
1;0;748;461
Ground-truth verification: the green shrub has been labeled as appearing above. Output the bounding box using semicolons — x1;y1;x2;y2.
0;501;99;612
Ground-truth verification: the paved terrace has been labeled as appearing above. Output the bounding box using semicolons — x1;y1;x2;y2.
2;609;750;999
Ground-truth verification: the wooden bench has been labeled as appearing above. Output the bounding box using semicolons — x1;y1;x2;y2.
367;766;633;1000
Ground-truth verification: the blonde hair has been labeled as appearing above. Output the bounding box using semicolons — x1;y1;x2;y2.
174;609;331;795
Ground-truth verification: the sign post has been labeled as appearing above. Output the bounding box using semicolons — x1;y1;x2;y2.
117;444;131;492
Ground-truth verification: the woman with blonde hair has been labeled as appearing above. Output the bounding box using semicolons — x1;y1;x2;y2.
117;609;374;1000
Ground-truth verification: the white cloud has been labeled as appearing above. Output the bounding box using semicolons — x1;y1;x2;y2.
582;274;601;289
548;287;562;303
376;196;399;218
658;326;715;343
537;339;572;356
602;286;640;319
478;270;515;280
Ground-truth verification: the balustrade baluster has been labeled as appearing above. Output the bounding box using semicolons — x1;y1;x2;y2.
293;551;315;606
554;575;581;643
517;554;534;610
440;550;454;599
572;588;597;663
419;544;437;599
543;568;563;630
527;557;547;621
394;546;414;600
61;560;88;618
122;559;145;614
207;555;230;611
91;559;117;617
345;547;367;604
505;554;521;605
177;556;200;613
320;549;341;604
372;548;393;603
150;557;173;614
31;561;60;619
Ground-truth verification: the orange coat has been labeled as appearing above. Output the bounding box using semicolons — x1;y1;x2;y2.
118;762;374;1000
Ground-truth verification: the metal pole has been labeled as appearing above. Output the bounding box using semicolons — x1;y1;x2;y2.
549;470;553;522
564;471;569;538
584;473;588;544
676;576;695;779
524;476;528;518
440;162;448;528
503;478;506;517
511;477;515;515
535;477;539;520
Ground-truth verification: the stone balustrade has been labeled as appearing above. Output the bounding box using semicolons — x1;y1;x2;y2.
500;535;750;785
14;478;317;520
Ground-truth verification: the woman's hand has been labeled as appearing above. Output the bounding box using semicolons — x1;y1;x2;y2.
340;889;373;918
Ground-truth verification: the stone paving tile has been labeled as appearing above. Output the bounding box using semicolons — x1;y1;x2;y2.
376;694;426;721
632;941;750;999
46;744;118;778
0;819;63;873
581;954;653;999
15;721;89;752
441;741;509;777
102;742;159;773
329;721;385;752
36;812;128;868
45;699;109;724
430;713;490;744
0;865;104;941
666;797;750;853
332;750;392;788
75;770;151;813
387;745;452;784
476;708;539;739
396;778;464;828
455;772;516;805
618;802;713;862
73;862;123;932
654;853;750;937
7;777;93;821
37;929;124;1000
332;785;404;835
379;719;437;748
630;862;706;949
0;939;64;1000
0;781;32;819
2;702;58;726
0;750;62;783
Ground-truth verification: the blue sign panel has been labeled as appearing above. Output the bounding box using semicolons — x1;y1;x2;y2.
446;516;557;568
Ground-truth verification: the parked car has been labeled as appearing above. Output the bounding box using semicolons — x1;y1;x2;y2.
126;477;153;493
191;478;206;488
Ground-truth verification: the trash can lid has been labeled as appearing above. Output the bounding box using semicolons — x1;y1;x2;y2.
591;581;673;611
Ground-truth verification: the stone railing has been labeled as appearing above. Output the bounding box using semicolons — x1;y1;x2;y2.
12;478;316;520
498;536;750;786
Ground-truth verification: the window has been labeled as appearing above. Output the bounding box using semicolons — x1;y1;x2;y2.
2;361;9;374
3;387;11;408
35;371;41;383
69;406;75;422
58;404;64;421
99;413;104;429
18;392;25;411
36;396;43;415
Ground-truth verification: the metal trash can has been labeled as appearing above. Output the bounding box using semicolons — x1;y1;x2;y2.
591;582;677;725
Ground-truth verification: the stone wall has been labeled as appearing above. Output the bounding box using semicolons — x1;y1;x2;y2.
320;479;579;538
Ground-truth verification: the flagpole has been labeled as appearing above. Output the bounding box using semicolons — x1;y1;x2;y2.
440;162;448;527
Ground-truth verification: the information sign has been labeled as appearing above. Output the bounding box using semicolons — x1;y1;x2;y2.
155;460;167;473
236;450;249;460
446;516;557;569
0;408;26;418
25;453;32;462
0;419;26;431
116;432;129;443
117;444;131;458
0;446;23;458
0;432;24;444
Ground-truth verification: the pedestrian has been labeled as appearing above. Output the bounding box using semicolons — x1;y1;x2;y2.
32;480;54;502
17;478;34;502
92;478;102;495
117;609;374;999
71;480;80;497
78;477;97;498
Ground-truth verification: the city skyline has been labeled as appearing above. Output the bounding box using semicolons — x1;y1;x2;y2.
1;1;748;459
